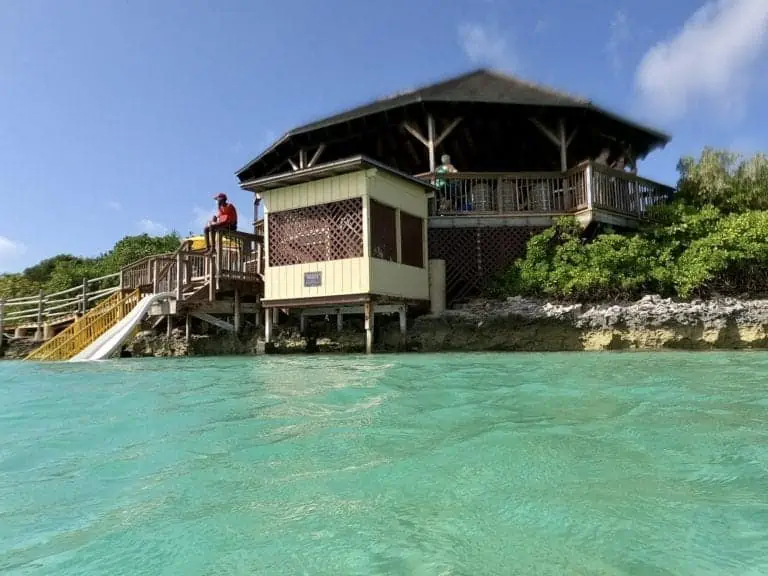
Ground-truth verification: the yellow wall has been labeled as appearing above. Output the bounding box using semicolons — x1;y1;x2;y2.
262;168;428;304
264;258;370;300
369;171;429;218
262;171;367;211
370;259;429;300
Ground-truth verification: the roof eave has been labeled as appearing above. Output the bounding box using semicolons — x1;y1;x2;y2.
239;155;437;193
234;132;291;179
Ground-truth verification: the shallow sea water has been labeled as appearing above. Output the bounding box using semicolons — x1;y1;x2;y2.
2;352;768;575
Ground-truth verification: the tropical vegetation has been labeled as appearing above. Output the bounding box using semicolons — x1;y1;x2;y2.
0;233;180;299
495;148;768;301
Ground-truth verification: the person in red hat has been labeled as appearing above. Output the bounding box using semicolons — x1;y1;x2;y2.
205;193;238;252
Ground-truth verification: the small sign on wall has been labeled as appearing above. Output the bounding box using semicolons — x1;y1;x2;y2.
304;271;322;287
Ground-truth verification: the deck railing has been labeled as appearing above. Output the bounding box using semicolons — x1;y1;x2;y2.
120;229;263;294
418;161;673;219
1;273;121;337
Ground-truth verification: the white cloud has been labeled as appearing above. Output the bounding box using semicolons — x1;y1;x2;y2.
457;23;518;71
605;10;630;73
0;236;27;270
635;0;768;119
138;219;169;236
105;200;123;211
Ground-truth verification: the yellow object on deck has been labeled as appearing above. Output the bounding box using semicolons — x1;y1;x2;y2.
184;235;239;251
26;289;142;361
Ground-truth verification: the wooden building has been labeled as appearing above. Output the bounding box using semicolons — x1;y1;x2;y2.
241;156;433;353
237;68;674;305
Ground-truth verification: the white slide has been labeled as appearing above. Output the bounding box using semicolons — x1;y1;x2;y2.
70;292;175;362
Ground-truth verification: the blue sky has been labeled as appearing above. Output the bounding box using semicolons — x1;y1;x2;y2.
1;0;767;272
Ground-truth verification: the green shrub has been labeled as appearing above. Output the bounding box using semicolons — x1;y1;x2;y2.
495;149;768;301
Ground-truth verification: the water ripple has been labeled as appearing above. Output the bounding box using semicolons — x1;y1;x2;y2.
2;352;768;574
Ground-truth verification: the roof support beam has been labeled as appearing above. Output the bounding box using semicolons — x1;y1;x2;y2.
288;158;299;171
530;118;560;147
531;117;573;171
427;114;436;171
307;144;326;168
435;117;463;147
403;122;429;148
558;118;567;172
299;148;307;169
403;115;462;172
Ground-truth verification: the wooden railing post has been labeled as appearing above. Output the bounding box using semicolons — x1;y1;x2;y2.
176;252;183;301
81;278;89;314
152;259;159;294
585;163;594;210
35;290;45;341
215;231;222;291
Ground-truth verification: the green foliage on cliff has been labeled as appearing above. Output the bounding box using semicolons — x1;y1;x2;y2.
497;148;768;301
0;233;180;299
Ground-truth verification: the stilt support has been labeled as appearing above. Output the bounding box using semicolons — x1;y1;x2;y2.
399;305;407;347
364;301;374;354
233;289;241;334
265;307;273;343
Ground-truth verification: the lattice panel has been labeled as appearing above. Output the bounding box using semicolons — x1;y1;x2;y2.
370;200;397;261
400;212;424;268
268;198;363;266
428;226;545;305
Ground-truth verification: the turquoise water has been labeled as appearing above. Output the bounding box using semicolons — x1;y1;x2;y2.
2;354;768;575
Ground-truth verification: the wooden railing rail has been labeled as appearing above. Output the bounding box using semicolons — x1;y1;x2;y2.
417;163;673;219
1;273;121;335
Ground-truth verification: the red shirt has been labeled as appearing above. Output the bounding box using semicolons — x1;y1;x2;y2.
217;203;237;226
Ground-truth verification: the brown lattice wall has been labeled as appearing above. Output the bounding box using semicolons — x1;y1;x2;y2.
369;200;397;261
428;226;545;304
268;198;363;266
400;212;424;268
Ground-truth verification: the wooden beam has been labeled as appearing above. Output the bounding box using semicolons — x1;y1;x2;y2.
435;117;462;147
233;289;241;334
364;301;374;354
529;118;560;147
558;118;567;171
192;311;235;332
307;144;325;168
427;114;436;171
403;122;428;148
264;305;272;342
567;126;578;147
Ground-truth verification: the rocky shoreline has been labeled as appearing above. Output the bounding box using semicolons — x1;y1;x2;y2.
5;295;768;359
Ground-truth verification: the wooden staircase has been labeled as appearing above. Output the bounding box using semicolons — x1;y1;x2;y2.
16;229;264;361
26;289;142;361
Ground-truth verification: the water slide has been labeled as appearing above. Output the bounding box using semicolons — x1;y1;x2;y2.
70;292;175;362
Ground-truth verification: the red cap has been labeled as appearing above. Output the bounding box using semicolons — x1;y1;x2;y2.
213;193;228;201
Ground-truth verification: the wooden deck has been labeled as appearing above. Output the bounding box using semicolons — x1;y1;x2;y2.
419;161;673;228
2;230;264;343
418;162;674;304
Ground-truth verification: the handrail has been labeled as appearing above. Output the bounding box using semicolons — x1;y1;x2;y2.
26;289;141;361
416;163;674;218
